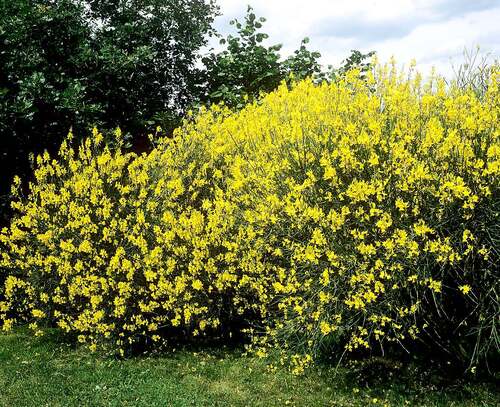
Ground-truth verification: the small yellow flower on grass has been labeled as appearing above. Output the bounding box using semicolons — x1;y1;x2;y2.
459;284;471;295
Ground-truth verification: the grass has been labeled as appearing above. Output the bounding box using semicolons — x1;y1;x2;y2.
0;330;498;406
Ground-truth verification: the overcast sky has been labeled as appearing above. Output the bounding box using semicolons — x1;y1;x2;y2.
212;0;500;77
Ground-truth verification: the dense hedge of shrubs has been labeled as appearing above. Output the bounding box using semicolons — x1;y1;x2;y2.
1;63;499;373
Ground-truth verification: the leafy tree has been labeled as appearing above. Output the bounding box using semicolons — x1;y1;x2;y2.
201;6;324;108
201;7;374;108
83;0;219;131
282;37;324;82
0;0;218;221
201;7;282;108
332;49;376;80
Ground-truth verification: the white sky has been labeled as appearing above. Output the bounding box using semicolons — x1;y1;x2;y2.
212;0;500;77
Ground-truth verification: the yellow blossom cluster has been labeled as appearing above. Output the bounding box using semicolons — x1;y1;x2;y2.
0;62;498;367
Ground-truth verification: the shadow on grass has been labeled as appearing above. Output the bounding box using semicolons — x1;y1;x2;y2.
319;355;500;406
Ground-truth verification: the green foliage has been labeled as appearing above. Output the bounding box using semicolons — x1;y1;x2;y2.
201;6;326;108
201;6;284;108
0;0;219;220
282;37;324;82
200;7;375;109
333;49;376;80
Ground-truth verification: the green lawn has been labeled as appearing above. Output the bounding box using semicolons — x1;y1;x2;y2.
0;330;498;407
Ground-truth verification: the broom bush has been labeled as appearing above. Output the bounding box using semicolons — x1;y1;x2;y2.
1;62;498;372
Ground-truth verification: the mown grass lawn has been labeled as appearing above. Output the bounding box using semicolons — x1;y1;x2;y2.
0;330;498;407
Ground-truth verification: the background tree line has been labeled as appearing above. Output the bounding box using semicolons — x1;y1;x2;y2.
0;0;374;222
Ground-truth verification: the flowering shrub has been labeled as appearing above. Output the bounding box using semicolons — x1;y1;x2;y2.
1;62;499;370
0;125;266;353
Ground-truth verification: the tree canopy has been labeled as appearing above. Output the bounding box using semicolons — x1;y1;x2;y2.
0;0;219;219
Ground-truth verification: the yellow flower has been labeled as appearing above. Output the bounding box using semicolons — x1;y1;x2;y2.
320;321;332;335
428;279;442;293
192;279;203;291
